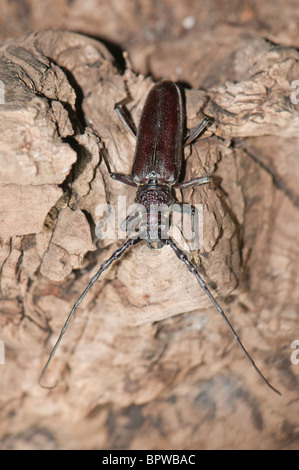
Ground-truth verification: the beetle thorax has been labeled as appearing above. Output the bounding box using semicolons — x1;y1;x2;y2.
135;182;175;210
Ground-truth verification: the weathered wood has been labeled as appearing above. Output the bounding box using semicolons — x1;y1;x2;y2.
0;28;298;451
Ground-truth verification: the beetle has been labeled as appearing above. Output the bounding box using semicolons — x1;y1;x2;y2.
39;80;280;395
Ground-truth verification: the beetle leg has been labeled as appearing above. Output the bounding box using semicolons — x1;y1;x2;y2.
174;175;211;189
169;202;201;250
114;96;137;139
99;140;137;187
184;116;213;147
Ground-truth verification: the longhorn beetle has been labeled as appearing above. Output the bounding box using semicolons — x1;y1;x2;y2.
40;80;280;395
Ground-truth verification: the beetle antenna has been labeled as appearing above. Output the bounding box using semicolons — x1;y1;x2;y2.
39;236;142;388
166;237;281;396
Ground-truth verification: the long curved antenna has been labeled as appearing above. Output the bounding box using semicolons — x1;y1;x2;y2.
39;236;142;387
166;237;281;396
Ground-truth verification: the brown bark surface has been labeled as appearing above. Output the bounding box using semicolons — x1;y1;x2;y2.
0;2;298;451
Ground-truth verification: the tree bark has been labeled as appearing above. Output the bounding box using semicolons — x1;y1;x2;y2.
0;28;298;450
